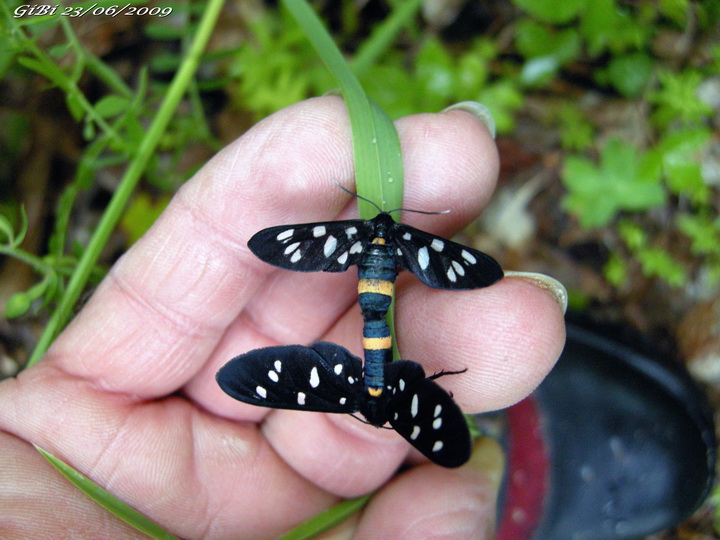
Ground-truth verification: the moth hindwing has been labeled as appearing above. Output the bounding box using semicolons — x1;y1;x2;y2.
384;361;472;468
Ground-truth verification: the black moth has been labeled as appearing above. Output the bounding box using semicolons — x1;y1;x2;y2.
248;211;503;290
216;342;472;468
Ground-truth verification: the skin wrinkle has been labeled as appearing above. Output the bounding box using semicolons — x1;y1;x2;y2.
84;403;135;498
185;413;213;540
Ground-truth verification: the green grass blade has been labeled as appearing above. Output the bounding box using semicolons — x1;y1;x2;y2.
280;0;403;219
35;446;179;539
351;0;424;79
277;493;373;540
278;2;404;536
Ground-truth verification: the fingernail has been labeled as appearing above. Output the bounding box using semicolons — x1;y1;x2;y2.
505;271;568;315
441;101;496;139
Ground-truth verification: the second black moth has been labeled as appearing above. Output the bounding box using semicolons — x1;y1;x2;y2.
217;341;472;468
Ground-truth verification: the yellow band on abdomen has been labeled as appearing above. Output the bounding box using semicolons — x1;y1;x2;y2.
358;278;394;296
362;335;392;350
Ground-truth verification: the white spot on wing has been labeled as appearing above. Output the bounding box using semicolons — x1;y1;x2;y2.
417;247;429;270
274;360;282;373
268;370;279;382
334;364;343;375
447;267;457;282
284;242;300;255
452;260;465;276
396;248;403;257
431;239;444;252
393;412;398;420
276;229;293;241
313;225;326;237
348;376;355;384
399;379;405;391
337;251;348;265
403;232;411;241
411;394;419;417
434;404;442;417
410;425;421;440
290;250;302;263
432;440;444;452
345;227;357;237
462;249;477;264
339;397;347;405
433;417;442;430
256;386;267;398
309;367;320;388
350;241;362;254
297;392;306;405
323;235;337;257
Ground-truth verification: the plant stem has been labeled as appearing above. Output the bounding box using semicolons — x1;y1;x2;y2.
27;0;227;367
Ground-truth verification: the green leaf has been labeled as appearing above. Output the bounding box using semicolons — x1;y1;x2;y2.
558;105;594;151
659;0;689;26
562;139;666;228
478;80;523;134
416;37;456;103
516;21;580;62
648;127;711;202
649;70;713;127
95;95;131;119
636;247;688;287
0;213;15;245
35;446;179;539
15;55;66;87
5;292;33;319
513;0;586;24
665;160;708;203
516;21;580;86
604;253;628;287
677;213;720;256
120;193;170;245
579;0;649;56
605;52;653;97
0;206;28;248
618;220;647;250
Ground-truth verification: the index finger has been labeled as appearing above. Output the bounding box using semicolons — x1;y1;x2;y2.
46;96;359;397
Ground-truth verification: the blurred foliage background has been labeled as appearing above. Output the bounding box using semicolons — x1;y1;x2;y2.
1;0;719;534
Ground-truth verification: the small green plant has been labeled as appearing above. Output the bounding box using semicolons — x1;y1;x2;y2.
562;138;666;229
0;1;221;324
228;6;524;133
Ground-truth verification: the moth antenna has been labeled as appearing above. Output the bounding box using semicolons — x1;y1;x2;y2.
428;368;468;381
331;179;383;214
332;179;451;216
387;207;451;216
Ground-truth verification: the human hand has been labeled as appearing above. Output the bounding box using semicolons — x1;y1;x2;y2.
0;96;565;538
